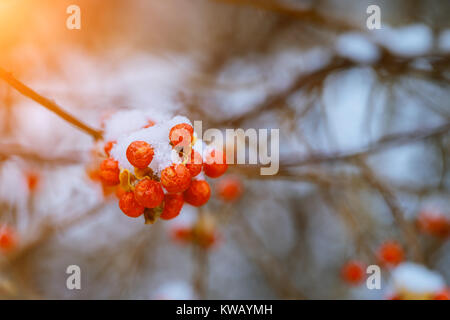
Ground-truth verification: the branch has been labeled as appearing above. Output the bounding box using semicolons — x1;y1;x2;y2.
281;122;450;167
356;159;424;263
211;0;357;32
0;142;86;165
0;67;103;141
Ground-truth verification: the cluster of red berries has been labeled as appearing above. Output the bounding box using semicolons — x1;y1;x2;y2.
341;240;405;285
0;225;17;253
96;122;228;223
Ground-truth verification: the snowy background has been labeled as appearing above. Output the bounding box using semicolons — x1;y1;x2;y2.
0;0;449;299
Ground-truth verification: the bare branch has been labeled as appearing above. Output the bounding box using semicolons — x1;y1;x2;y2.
0;67;103;141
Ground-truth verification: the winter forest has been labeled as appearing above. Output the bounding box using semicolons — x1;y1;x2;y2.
0;0;449;300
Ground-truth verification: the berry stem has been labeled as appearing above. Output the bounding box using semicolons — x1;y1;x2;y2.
0;67;103;141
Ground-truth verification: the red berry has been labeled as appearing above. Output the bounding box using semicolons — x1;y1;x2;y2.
183;180;211;207
26;171;40;192
0;225;17;252
160;194;184;220
143;120;155;128
171;227;192;244
126;141;154;169
119;192;145;218
203;149;228;178
341;260;366;285
87;168;101;182
417;210;450;238
169;123;194;148
433;288;450;300
186;151;202;177
161;164;192;193
104;140;116;157
217;177;243;202
377;241;404;267
134;179;164;208
100;158;120;186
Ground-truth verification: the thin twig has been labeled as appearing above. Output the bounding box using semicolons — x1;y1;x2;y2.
0;67;103;141
356;159;424;263
281;122;450;167
211;0;357;31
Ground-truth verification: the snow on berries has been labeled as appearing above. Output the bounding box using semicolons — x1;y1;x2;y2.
90;112;228;224
388;262;447;300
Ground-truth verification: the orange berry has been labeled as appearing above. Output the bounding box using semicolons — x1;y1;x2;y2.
203;149;228;178
183;180;211;207
0;225;17;252
26;171;40;192
169;123;194;148
104;140;116;157
433;288;450;300
99;158;120;186
143;120;156;128
171;227;192;244
417;210;450;238
160;194;184;220
216;177;243;202
119;192;145;218
134;179;164;208
87;169;101;182
126;141;154;169
161;164;192;193
186;151;202;177
341;260;366;285
377;241;404;267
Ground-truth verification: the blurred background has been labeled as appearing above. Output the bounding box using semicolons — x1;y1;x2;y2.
0;0;449;299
